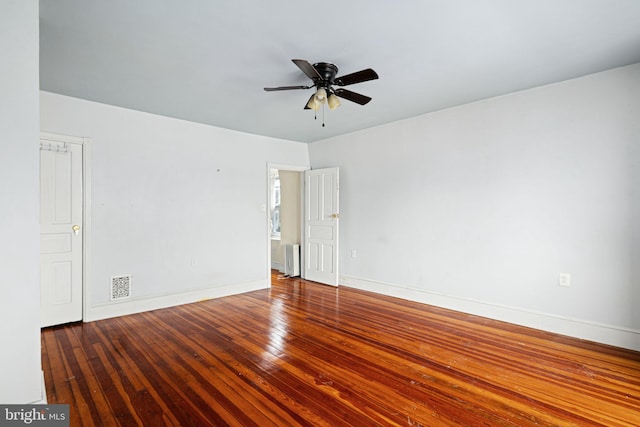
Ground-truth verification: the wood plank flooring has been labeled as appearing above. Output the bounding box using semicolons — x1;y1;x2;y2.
42;271;640;426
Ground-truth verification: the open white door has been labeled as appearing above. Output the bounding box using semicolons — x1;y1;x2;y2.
304;167;339;286
40;137;83;327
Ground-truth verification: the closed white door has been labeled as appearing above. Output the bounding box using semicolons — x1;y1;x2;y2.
304;167;339;286
40;137;83;327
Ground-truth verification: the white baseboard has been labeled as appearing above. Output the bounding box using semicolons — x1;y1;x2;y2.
87;278;269;322
340;275;640;352
28;371;47;404
271;261;284;273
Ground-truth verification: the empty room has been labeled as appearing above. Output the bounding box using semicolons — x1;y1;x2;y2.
2;1;640;425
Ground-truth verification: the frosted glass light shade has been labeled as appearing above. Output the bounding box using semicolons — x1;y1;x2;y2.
306;96;319;110
315;88;327;104
327;94;341;110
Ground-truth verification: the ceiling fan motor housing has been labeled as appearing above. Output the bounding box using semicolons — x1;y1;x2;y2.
313;62;338;89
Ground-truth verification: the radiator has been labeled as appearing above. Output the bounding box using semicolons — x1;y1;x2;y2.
285;244;300;277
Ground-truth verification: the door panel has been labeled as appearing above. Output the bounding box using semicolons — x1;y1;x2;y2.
304;167;339;286
40;138;83;327
53;261;72;303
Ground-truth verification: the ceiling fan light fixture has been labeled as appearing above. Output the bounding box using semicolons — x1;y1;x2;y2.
327;93;341;110
314;87;327;104
306;97;321;111
306;96;317;110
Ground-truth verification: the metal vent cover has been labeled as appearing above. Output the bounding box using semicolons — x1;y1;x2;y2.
111;275;131;301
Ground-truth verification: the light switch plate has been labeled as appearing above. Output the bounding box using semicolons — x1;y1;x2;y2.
559;273;571;287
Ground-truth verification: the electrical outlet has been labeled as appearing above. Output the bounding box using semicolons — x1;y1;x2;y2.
351;250;357;258
558;273;571;287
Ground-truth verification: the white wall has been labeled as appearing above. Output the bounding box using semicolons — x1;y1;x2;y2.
37;63;640;352
309;64;640;350
0;0;43;403
40;92;309;320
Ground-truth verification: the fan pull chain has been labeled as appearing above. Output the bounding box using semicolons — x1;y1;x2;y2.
311;101;326;127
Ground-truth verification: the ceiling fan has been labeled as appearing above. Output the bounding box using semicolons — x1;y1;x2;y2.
264;59;379;115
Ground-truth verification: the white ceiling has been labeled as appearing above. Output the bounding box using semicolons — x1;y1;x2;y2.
39;0;640;143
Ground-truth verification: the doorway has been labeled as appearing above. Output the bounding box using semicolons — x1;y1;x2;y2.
268;165;304;278
40;132;90;327
266;164;340;287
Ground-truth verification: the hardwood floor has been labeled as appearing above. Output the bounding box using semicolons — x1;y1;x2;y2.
42;271;640;426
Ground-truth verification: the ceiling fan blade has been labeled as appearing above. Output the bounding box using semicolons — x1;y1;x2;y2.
334;68;379;86
264;85;311;91
334;88;372;105
292;59;323;81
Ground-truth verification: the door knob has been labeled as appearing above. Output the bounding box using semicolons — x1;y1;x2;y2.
72;225;80;235
330;213;340;219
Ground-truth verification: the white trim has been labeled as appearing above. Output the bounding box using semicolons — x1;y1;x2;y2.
40;131;84;144
82;137;92;323
340;275;640;352
271;261;284;272
86;278;268;322
29;371;48;405
266;163;308;285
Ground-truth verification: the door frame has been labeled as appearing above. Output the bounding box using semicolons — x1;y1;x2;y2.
266;163;307;285
40;132;92;323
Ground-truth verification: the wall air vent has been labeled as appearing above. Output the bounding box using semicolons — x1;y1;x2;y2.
111;275;131;301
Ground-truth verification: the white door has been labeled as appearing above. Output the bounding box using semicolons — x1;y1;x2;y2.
304;167;339;286
40;137;83;327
